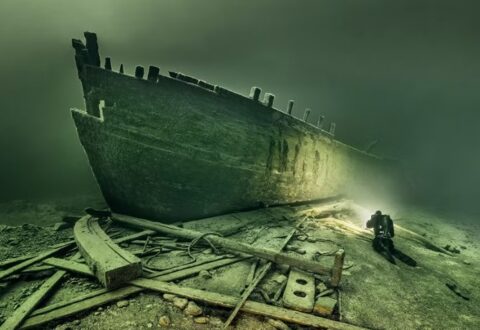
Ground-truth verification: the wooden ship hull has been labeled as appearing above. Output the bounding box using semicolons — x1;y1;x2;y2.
71;32;403;222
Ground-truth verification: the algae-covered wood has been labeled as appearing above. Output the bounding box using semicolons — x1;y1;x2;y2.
73;216;142;289
71;32;404;222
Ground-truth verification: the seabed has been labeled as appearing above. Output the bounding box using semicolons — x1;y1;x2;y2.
0;196;478;329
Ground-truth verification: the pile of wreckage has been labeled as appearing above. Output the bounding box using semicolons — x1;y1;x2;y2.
0;200;367;330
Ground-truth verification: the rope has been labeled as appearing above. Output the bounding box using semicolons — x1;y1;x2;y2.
186;232;223;262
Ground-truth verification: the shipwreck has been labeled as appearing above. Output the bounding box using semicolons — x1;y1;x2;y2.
71;32;403;222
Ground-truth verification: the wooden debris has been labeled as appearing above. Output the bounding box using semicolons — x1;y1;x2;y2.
313;296;337;316
74;216;142;289
446;280;470;300
245;259;258;287
273;278;288;303
395;225;453;256
282;269;315;312
0;255;33;269
112;213;331;275
330;249;345;287
43;257;93;277
131;279;367;330
224;226;299;328
0;242;73;281
1;253;81;330
22;256;249;329
0;270;66;330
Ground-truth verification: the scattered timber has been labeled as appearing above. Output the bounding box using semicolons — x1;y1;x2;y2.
132;279;368;330
43;258;93;277
0;242;73;281
74;216;142;289
1;253;81;330
0;255;34;269
112;213;331;275
0;271;66;330
224;225;299;328
21;256;249;329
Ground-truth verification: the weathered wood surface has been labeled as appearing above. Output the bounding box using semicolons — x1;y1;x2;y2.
74;216;142;289
132;278;368;330
331;249;345;287
113;213;331;275
0;253;82;330
224;226;299;327
0;270;66;330
0;255;33;269
21;256;249;329
0;243;73;281
283;269;316;312
72;33;403;222
43;258;93;277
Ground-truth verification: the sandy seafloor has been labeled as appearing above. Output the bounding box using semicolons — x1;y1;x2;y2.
0;194;479;330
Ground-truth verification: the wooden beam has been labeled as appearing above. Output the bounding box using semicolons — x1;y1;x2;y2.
21;256;249;329
43;258;93;277
132;279;368;330
112;213;331;275
0;243;73;281
0;255;33;269
74;216;142;289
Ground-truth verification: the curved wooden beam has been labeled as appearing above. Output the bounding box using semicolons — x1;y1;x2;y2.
74;216;142;289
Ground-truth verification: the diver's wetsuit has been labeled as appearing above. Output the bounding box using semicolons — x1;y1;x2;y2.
367;213;396;264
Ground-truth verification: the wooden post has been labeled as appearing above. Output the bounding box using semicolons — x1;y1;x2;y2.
104;57;112;70
329;122;336;136
264;93;275;107
317;115;324;129
134;66;144;79
249;87;261;101
303;108;311;121
147;66;160;82
287;100;294;115
330;249;345;287
83;32;100;67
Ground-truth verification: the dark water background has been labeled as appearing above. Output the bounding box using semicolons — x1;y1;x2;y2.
1;1;479;216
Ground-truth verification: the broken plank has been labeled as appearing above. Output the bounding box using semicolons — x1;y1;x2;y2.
43;257;93;277
113;213;331;275
0;270;66;330
0;253;81;330
0;255;34;269
0;243;73;281
224;225;299;328
74;216;142;289
22;256;249;328
132;278;367;330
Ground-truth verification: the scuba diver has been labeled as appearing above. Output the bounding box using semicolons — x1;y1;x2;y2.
366;210;417;266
